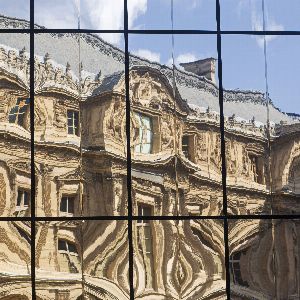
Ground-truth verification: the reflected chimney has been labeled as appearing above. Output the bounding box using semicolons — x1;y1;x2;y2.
180;57;216;84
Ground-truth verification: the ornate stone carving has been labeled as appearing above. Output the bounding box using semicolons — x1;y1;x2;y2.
130;70;171;109
0;173;6;215
106;100;126;142
161;114;174;151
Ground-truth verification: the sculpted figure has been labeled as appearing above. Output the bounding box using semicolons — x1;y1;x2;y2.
161;115;174;150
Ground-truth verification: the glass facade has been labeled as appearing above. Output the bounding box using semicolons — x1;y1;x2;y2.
0;1;299;299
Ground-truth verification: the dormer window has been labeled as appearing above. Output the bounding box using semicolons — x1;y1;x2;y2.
9;98;30;129
134;112;153;154
67;110;79;136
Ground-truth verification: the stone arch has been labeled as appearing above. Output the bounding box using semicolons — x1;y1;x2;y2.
0;296;29;300
0;282;32;300
279;141;300;189
286;155;300;194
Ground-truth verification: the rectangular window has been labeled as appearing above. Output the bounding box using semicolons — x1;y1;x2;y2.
134;112;153;154
60;196;75;214
229;251;249;287
182;135;190;158
9;98;30;128
58;239;78;254
67;110;79;136
137;204;152;224
16;190;30;208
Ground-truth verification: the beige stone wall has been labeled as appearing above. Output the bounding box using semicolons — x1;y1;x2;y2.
0;43;299;299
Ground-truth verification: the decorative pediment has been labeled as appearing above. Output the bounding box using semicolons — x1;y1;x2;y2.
129;69;174;111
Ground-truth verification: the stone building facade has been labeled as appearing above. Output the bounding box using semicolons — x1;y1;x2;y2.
0;15;299;300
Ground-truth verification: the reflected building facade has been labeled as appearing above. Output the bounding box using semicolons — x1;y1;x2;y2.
0;15;299;300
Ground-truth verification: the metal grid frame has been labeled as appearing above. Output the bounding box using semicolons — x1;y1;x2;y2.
0;0;299;299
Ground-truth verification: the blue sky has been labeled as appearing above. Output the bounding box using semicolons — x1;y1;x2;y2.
0;0;299;114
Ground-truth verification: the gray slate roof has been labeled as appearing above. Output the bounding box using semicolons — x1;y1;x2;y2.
0;15;295;125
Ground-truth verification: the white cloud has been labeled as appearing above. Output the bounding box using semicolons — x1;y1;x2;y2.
252;11;284;48
82;0;124;30
189;0;202;9
35;0;78;28
34;0;148;45
81;0;147;44
237;0;284;48
176;53;198;64
128;0;147;28
132;49;160;63
166;52;198;67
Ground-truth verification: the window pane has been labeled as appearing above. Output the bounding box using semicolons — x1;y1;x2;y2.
34;33;81;217
60;197;67;212
67;242;77;254
16;190;22;206
67;110;73;119
58;239;67;251
0;32;31;217
0;222;32;297
142;205;152;217
0;1;30;27
265;0;300;31
222;35;270;215
23;191;29;206
141;143;151;154
68;197;75;213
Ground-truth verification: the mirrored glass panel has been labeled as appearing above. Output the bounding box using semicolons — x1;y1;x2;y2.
82;220;129;298
80;33;127;216
0;33;31;217
35;0;79;29
173;0;216;30
34;33;81;217
229;219;300;299
221;0;264;31
229;219;275;298
265;0;300;31
174;34;222;216
273;219;300;298
129;34;178;216
133;219;226;298
0;221;32;299
35;221;82;299
267;36;300;215
128;0;171;30
0;0;30;28
222;34;271;215
80;0;124;30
